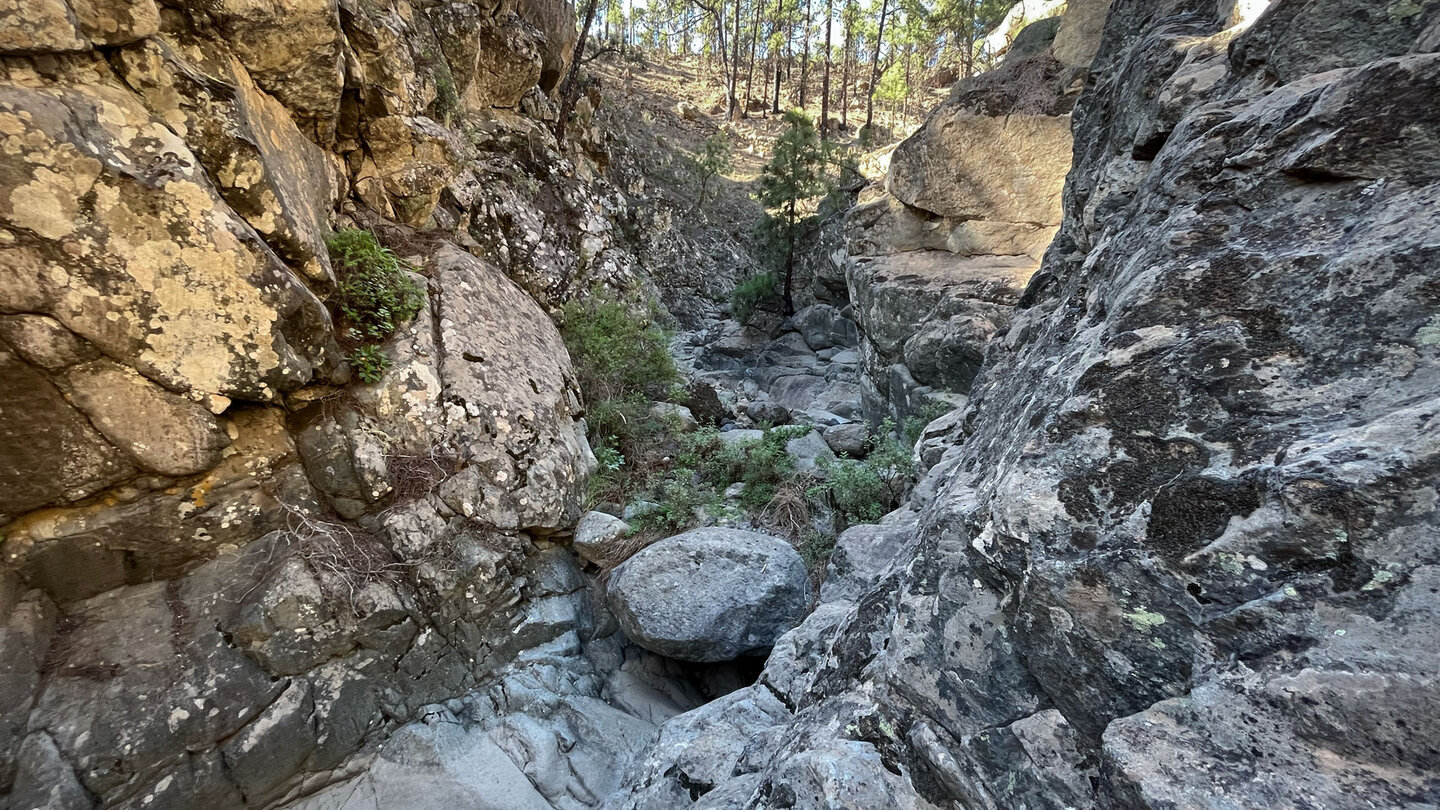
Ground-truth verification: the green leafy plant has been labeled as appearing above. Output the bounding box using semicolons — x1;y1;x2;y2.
631;478;718;534
902;399;955;446
734;426;808;509
560;293;679;404
432;63;459;124
731;272;779;326
810;420;916;528
594;441;625;472
818;457;888;524
349;345;392;384
799;530;837;574
328;229;426;343
561;290;686;504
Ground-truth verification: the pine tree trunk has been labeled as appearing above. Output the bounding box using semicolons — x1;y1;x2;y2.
773;56;782;113
839;13;850;129
799;0;810;107
863;0;888;130
819;0;831;138
744;0;761;113
783;199;797;315
728;0;743;119
555;0;600;142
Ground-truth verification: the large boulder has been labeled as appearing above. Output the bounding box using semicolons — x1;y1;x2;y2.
0;349;133;517
848;251;1033;422
1052;0;1115;67
886;110;1072;224
822;422;869;457
360;115;462;226
192;0;345;142
606;529;808;662
785;429;837;473
431;245;591;531
845;15;1077;426
59;358;229;477
112;38;341;284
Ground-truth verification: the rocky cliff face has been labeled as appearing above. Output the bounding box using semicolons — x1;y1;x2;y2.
0;1;745;807
605;0;1440;807
843;9;1090;425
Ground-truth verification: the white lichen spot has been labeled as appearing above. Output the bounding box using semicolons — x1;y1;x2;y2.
166;707;190;732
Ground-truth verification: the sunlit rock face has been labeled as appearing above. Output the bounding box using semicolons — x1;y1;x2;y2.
0;0;659;803
603;0;1440;807
843;9;1090;426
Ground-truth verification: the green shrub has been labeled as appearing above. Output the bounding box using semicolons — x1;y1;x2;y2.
560;293;679;403
820;458;888;524
799;530;837;573
593;442;624;472
690;432;749;488
632;478;717;534
902;400;955;446
734;426;808;508
810;420;915;528
431;63;458;124
731;272;778;325
328;229;426;342
560;291;686;504
350;345;392;384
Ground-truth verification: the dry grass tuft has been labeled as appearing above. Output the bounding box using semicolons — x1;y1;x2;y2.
761;479;814;541
278;503;414;613
386;442;462;505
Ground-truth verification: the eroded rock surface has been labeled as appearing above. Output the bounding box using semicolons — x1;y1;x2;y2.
0;0;741;804
842;11;1090;425
604;0;1440;807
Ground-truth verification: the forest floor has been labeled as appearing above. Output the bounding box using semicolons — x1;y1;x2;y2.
589;53;948;243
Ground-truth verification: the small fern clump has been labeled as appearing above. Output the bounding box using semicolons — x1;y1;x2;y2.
328;229;426;343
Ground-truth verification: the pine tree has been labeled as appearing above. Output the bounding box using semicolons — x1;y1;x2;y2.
757;110;829;314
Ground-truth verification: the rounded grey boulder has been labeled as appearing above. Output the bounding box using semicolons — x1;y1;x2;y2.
606;528;809;662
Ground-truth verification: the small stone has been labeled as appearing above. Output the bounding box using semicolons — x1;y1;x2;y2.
649;402;699;432
745;400;790;426
822;423;870;458
785;430;837;473
572;511;631;566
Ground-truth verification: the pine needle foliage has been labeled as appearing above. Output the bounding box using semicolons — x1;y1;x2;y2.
688;129;733;212
755;110;831;314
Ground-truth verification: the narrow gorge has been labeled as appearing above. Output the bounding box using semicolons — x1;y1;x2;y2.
1;0;1437;808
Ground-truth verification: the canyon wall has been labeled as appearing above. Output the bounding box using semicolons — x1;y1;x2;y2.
0;2;738;806
606;0;1440;807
